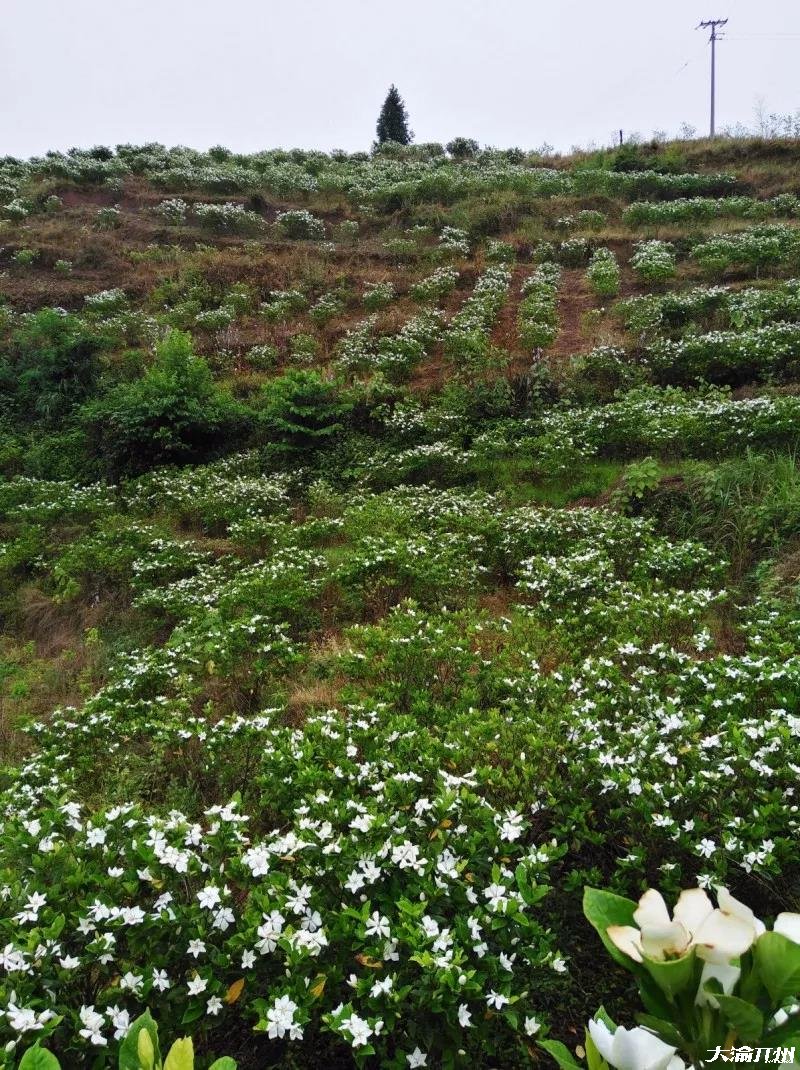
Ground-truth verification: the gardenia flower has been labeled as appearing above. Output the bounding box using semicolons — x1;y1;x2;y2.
608;886;764;965
78;1005;107;1047
588;1019;685;1070
266;995;299;1039
5;1003;55;1034
407;1048;427;1067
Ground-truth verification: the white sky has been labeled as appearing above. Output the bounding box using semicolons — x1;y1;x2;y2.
3;0;800;159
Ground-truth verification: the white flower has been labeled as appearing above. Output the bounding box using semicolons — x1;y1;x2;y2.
588;1019;684;1070
696;960;741;1008
106;1005;130;1040
365;911;391;940
407;1047;428;1067
187;975;208;996
206;996;223;1016
486;990;509;1010
458;1004;472;1028
187;939;206;958
79;1005;107;1047
525;1016;541;1036
774;913;800;944
341;1012;373;1048
6;1003;54;1034
608;886;763;966
152;968;171;991
266;994;299;1039
197;886;221;910
120;971;143;995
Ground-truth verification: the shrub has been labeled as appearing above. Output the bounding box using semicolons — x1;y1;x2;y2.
630;239;676;284
81;330;251;476
275;208;326;240
446;137;480;159
153;197;189;224
0;308;104;423
518;263;561;350
585;247;620;298
363;281;395;310
558;237;590;266
194;202;266;233
95;206;122;230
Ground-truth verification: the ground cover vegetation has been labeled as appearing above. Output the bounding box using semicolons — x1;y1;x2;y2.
1;134;800;1068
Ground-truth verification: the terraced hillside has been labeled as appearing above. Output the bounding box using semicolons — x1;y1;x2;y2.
2;138;800;1068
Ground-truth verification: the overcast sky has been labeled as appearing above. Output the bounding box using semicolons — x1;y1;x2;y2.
3;0;799;159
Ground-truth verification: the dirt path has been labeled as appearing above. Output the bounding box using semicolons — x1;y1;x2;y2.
550;267;594;362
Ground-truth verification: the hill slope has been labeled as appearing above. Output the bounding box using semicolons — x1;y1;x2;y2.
1;138;800;1067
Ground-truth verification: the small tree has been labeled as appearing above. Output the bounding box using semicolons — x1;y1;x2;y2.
376;85;412;145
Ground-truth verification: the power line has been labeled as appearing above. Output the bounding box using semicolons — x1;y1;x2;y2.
698;18;728;137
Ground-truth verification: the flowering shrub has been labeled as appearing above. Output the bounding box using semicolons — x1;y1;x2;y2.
518;263;560;349
691;224;800;276
409;266;459;303
443;266;511;364
153;198;189;224
630;240;677;284
362;281;395;310
439;226;470;257
14;1011;237;1069
194;203;266;233
586;248;620;298
646;322;800;386
95;206;122;230
623;193;800;227
274;209;325;240
260;289;308;323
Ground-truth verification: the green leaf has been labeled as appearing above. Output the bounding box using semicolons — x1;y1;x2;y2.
537;1039;584;1068
755;932;800;1005
715;995;764;1043
119;1011;160;1070
208;1060;237;1070
18;1045;61;1070
515;864;549;906
584;1028;608;1070
180;1003;205;1026
642;948;696;999
635;1014;685;1048
164;1037;194;1070
582;887;638;971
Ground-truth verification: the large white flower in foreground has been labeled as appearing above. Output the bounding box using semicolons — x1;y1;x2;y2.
588;1019;685;1070
607;886;764;965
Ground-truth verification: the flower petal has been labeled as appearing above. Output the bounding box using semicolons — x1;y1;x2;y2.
588;1018;616;1065
694;908;757;964
634;889;672;931
695;960;741;1008
774;913;800;945
612;1025;678;1070
607;925;644;963
640;920;690;961
716;887;765;936
673;888;714;936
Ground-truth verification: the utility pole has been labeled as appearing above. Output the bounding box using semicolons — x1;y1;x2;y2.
698;18;728;137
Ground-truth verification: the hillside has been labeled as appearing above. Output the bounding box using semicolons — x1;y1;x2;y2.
1;137;800;1068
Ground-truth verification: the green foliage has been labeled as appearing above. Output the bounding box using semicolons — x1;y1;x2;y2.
259;369;351;451
15;1011;237;1069
0;309;104;423
586;247;620;298
80;330;250;476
